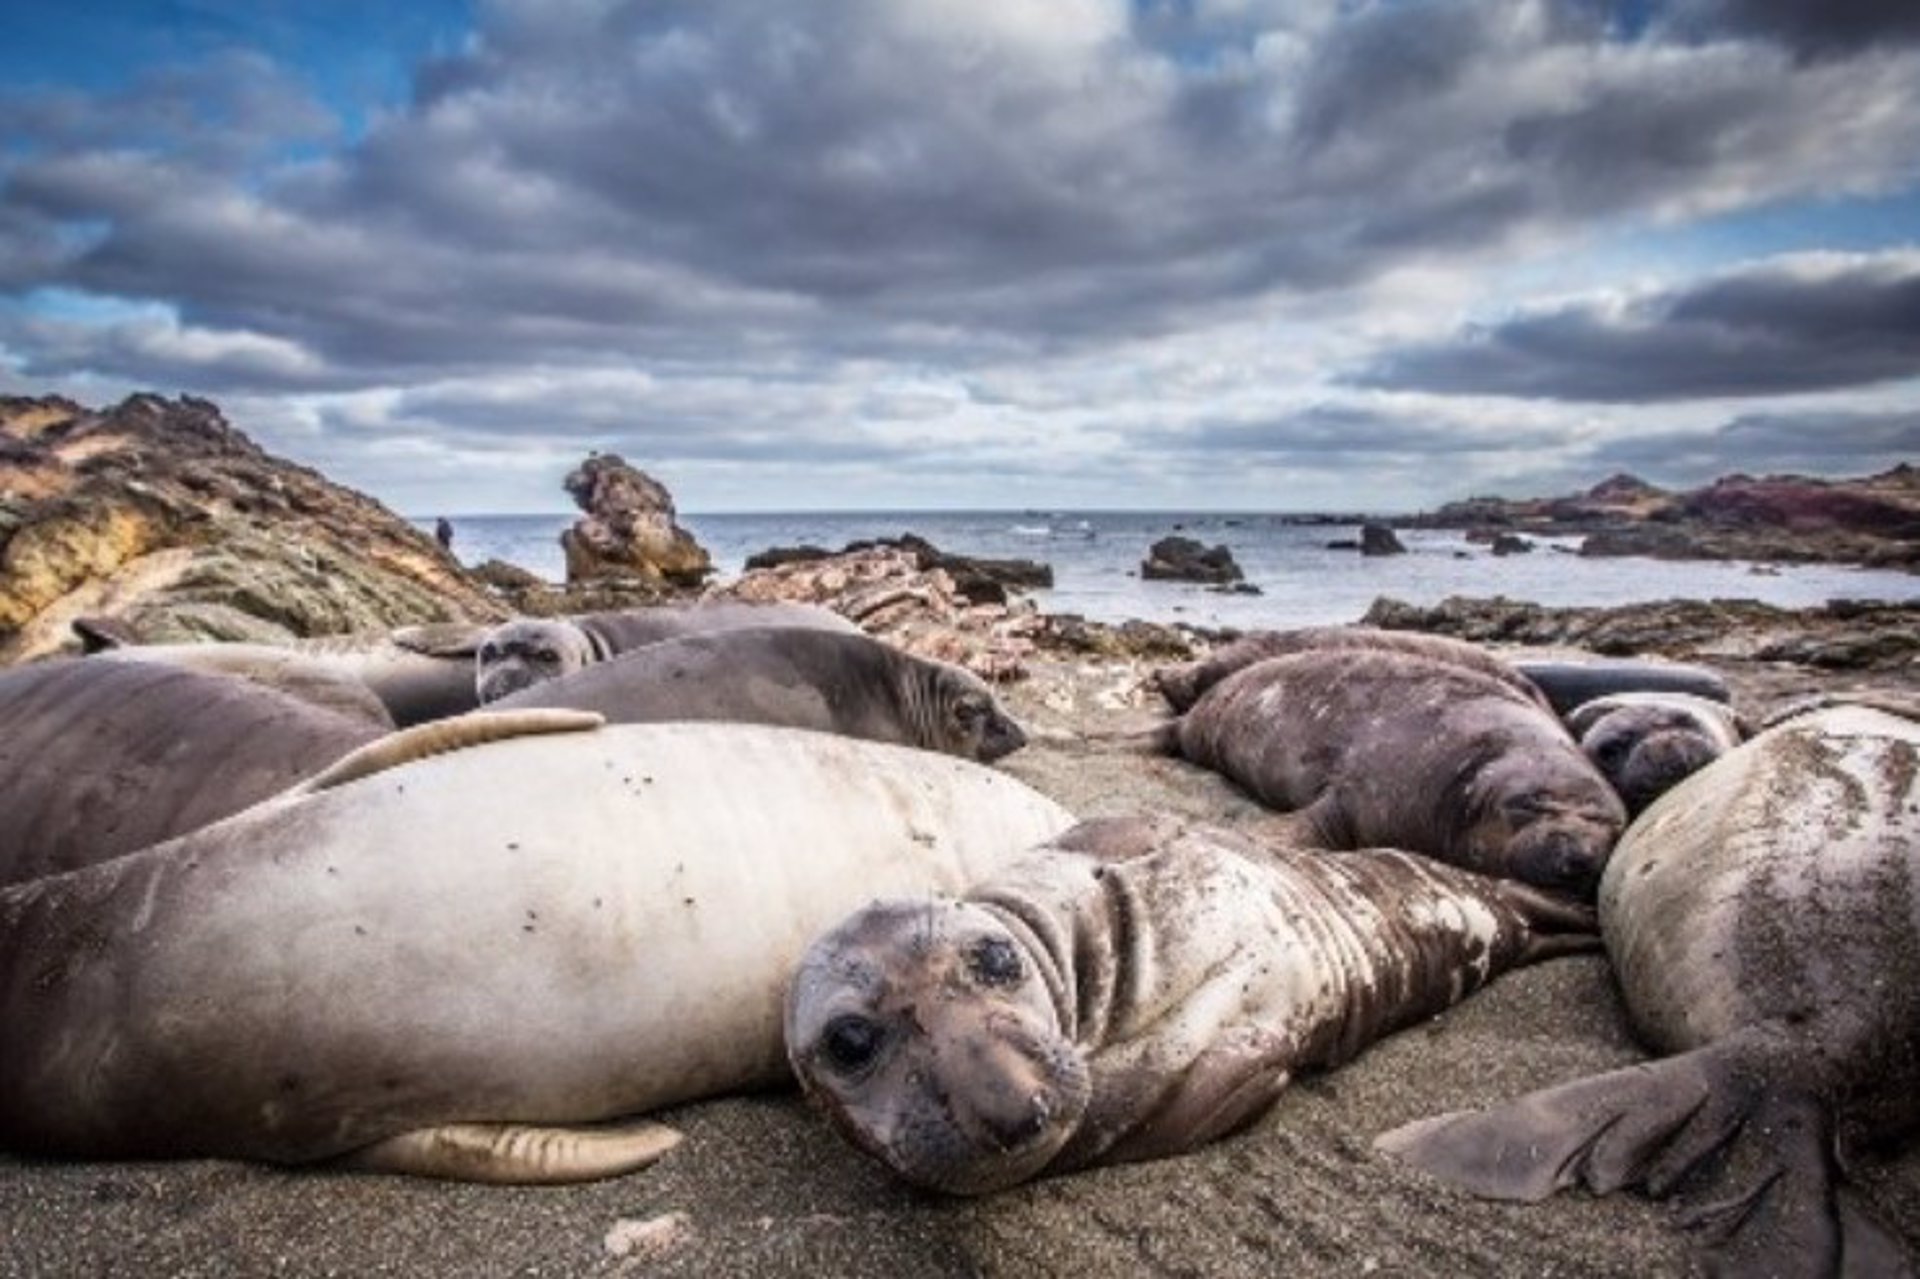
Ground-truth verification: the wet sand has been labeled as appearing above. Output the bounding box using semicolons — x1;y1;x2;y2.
3;651;1916;1277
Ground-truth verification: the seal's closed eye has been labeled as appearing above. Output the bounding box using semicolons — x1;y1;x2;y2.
821;1015;886;1075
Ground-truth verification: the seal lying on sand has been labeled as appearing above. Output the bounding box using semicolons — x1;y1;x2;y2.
0;659;383;885
89;622;482;726
1564;691;1746;815
1153;626;1549;713
0;715;1073;1183
786;816;1596;1195
1377;705;1920;1277
489;628;1028;762
1158;650;1626;895
475;601;857;703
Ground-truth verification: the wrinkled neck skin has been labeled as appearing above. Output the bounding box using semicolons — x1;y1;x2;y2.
970;841;1545;1177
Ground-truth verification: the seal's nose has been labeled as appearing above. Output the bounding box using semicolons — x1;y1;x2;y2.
979;1092;1051;1153
1519;829;1606;899
981;713;1028;762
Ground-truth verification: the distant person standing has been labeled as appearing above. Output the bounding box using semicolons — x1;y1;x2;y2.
434;517;454;553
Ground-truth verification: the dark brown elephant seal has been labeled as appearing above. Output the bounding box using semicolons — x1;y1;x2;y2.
475;601;857;703
786;815;1596;1195
1564;690;1746;815
0;659;383;885
491;627;1027;762
1154;625;1548;713
1378;705;1920;1277
1159;650;1626;895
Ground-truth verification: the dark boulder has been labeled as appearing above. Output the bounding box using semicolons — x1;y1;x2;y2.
1141;535;1244;584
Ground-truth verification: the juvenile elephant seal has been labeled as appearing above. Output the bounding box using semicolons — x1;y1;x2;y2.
786;816;1596;1195
1377;705;1920;1277
490;628;1027;762
0;659;383;885
1564;691;1745;815
1160;650;1626;895
0;715;1073;1182
475;601;857;703
1153;626;1548;713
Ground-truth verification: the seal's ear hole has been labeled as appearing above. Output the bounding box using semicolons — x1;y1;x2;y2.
820;1014;887;1077
967;936;1023;987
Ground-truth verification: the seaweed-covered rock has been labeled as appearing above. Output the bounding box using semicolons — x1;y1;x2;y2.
559;454;712;588
0;394;504;662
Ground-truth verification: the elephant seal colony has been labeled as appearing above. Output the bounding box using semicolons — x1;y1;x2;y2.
489;627;1028;762
786;815;1597;1195
0;714;1073;1181
474;601;857;703
1157;649;1627;895
0;659;383;885
1564;690;1746;815
1377;704;1920;1277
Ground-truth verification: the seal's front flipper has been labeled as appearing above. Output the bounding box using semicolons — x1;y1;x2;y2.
1375;1040;1914;1278
289;708;605;795
339;1118;683;1184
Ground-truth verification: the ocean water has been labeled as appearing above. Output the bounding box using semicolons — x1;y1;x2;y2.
434;510;1920;631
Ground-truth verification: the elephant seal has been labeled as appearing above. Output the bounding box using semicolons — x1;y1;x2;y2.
475;601;857;703
1507;656;1730;717
1377;705;1920;1277
786;815;1597;1195
0;715;1073;1182
489;628;1028;762
1159;650;1626;896
1154;626;1548;713
0;659;384;885
1564;691;1746;815
89;625;480;726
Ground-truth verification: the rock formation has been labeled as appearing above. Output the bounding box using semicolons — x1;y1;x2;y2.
745;533;1052;605
1141;535;1244;584
0;394;503;662
1360;523;1407;556
559;454;712;588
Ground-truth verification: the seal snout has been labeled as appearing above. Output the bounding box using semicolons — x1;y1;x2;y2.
980;712;1028;763
1509;824;1610;898
1613;730;1720;815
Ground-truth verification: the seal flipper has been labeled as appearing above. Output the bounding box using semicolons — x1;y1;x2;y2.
289;708;604;795
1375;1040;1915;1278
340;1118;682;1184
388;621;490;657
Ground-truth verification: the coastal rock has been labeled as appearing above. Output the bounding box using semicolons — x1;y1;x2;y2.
713;545;1041;681
559;454;712;588
0;394;503;662
1490;533;1534;556
1141;535;1244;584
1362;594;1920;672
1361;523;1407;556
745;534;1052;605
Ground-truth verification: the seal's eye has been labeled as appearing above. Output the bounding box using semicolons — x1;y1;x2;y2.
952;697;984;726
479;643;499;662
1591;736;1629;767
537;648;560;664
819;1015;885;1075
968;936;1023;987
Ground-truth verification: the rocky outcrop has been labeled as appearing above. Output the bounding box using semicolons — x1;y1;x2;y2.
0;394;504;662
1360;523;1406;556
1362;594;1920;672
745;533;1052;605
1409;466;1920;570
1141;535;1244;584
1490;533;1534;556
559;454;713;588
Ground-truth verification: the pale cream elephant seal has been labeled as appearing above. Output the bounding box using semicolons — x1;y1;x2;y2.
786;815;1596;1195
0;714;1073;1183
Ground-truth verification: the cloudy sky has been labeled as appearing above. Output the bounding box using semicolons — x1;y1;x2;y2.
3;0;1917;514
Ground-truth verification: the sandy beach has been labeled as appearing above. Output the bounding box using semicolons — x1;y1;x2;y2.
3;645;1916;1278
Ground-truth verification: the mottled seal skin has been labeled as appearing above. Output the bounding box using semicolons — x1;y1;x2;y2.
475;601;858;703
1154;626;1549;713
786;816;1596;1195
0;659;383;886
1378;706;1920;1278
1161;650;1627;896
0;717;1073;1182
1564;691;1746;816
490;627;1028;762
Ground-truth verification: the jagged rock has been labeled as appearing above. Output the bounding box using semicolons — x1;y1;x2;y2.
744;544;834;571
1360;523;1406;557
1141;535;1243;584
559;454;712;588
1362;594;1920;672
1038;615;1201;662
1490;533;1534;556
744;534;1052;605
0;394;504;662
